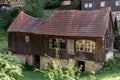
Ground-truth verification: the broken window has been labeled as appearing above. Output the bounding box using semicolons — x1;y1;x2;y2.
76;40;96;53
49;38;66;49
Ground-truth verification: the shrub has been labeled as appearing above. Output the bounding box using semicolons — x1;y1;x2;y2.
100;54;120;73
114;34;120;52
0;53;23;80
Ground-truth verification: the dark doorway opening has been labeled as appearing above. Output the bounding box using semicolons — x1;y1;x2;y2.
78;61;85;72
34;55;40;68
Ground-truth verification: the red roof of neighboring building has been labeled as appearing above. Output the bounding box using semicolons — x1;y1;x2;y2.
8;7;117;37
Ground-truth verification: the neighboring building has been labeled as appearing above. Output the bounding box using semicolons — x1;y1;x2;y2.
0;0;24;8
0;3;10;10
0;0;10;10
81;0;120;20
62;0;73;6
7;8;118;72
10;0;24;7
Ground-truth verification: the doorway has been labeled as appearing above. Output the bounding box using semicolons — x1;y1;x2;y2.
34;55;40;68
77;61;85;72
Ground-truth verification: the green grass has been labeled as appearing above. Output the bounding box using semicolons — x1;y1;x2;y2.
21;67;120;80
21;66;48;80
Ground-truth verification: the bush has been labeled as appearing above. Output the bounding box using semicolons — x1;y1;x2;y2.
0;53;23;80
100;54;120;73
0;7;21;30
114;34;120;52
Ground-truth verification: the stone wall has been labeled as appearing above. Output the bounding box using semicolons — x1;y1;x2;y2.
13;54;34;66
40;56;75;69
85;60;102;71
13;54;26;65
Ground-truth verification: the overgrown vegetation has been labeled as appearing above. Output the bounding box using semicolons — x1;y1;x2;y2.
0;53;22;80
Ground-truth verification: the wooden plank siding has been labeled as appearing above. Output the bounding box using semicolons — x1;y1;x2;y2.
8;33;104;63
8;32;44;55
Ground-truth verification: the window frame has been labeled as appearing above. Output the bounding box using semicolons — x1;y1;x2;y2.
84;3;89;8
116;1;120;6
116;12;120;17
89;3;92;8
25;35;30;42
76;40;96;53
49;38;66;50
100;1;105;7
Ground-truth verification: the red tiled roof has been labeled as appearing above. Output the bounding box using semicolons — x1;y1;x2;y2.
33;8;112;37
8;7;115;37
7;11;47;33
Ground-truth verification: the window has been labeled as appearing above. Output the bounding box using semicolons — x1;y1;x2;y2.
76;40;96;53
116;1;120;6
84;3;92;8
89;3;92;8
100;1;105;7
84;3;88;8
49;38;66;49
25;35;30;42
116;12;120;17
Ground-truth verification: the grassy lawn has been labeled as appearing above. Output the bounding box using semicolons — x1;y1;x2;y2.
21;67;120;80
21;66;48;80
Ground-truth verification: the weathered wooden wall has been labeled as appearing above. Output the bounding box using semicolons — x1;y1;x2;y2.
8;33;104;63
8;32;44;55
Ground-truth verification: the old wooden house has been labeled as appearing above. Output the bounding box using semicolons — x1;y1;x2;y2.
81;0;120;20
7;7;118;71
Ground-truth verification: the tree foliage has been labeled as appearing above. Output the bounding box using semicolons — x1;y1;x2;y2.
0;7;21;30
44;0;61;9
23;0;44;18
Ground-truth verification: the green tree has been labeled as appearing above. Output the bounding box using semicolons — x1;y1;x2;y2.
23;0;44;18
0;7;21;30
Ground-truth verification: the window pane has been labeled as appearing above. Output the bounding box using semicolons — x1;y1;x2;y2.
25;35;30;42
101;1;105;7
116;1;120;6
60;42;65;49
89;3;92;8
76;40;96;53
84;3;88;8
49;38;65;49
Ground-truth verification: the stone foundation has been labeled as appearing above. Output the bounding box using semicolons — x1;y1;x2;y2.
13;54;26;65
13;54;34;66
26;55;34;66
40;56;75;69
85;61;102;72
13;54;103;72
105;50;114;61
